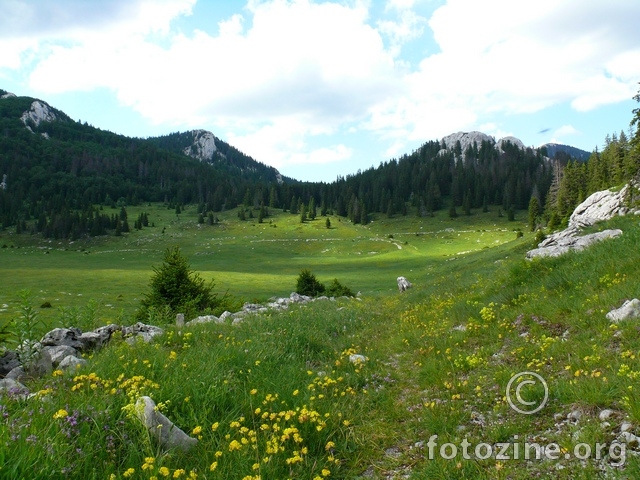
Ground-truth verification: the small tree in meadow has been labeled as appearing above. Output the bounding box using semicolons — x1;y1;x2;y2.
296;270;326;297
136;246;219;322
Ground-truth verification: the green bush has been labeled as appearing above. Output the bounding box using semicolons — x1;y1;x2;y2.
136;246;220;323
325;278;355;297
295;269;326;297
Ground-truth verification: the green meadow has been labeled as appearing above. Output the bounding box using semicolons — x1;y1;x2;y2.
3;205;640;479
0;204;528;327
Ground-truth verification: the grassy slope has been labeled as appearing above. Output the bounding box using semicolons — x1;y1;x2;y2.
0;205;525;328
3;207;640;479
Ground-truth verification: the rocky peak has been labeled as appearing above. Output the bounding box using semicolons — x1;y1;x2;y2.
496;136;526;152
1;91;16;99
441;131;495;153
184;130;218;161
439;131;529;163
21;100;58;128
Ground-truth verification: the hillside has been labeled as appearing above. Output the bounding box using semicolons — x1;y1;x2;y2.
147;130;289;185
2;197;640;478
0;88;588;243
0;92;287;237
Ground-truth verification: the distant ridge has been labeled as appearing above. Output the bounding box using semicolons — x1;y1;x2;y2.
539;142;591;161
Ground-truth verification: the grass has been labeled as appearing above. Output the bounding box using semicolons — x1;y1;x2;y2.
0;204;527;329
3;205;640;478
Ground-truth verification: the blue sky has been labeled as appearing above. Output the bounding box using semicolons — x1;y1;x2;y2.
1;0;639;182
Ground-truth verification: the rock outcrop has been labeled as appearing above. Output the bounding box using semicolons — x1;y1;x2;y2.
21;100;58;128
606;299;640;323
526;182;639;259
184;130;217;161
135;396;198;452
526;228;622;259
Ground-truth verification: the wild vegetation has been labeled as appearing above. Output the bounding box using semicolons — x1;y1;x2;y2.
1;88;640;479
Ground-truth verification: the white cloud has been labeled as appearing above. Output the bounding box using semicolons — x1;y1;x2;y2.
4;0;640;174
551;125;580;143
369;0;640;154
226;118;352;168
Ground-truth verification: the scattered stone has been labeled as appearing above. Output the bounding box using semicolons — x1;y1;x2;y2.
93;324;121;344
122;323;164;343
25;349;52;378
58;355;87;371
599;409;614;422
219;311;232;322
176;313;185;327
567;410;582;423
620;421;633;433
397;276;412;292
606;299;640;323
349;354;367;365
6;366;25;381
43;345;77;366
619;431;640;447
0;350;20;377
0;378;29;398
40;327;85;350
186;315;221;327
135;396;198;452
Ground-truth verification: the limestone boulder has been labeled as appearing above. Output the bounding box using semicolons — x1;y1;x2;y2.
135;396;198;452
397;276;412;292
606;299;640;323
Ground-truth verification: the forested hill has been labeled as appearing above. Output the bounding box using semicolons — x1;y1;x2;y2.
147;130;288;185
0;91;291;236
2;87;625;241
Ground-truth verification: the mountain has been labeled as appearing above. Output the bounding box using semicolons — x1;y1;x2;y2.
539;142;591;162
0;90;289;238
0;88;602;240
147;130;287;185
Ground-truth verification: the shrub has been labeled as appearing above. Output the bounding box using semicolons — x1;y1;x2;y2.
136;246;220;323
325;279;354;297
296;270;326;297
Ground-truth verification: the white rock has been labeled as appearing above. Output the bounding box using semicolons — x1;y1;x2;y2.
349;354;367;364
397;276;412;292
496;136;526;152
58;355;87;371
21;100;57;127
135;396;198;452
183;130;217;161
599;409;614;421
620;421;634;433
606;299;640;323
569;184;635;229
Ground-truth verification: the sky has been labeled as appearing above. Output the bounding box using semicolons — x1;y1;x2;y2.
1;0;639;182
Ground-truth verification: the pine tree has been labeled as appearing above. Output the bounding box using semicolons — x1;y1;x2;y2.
325;217;331;229
528;197;540;232
309;197;316;220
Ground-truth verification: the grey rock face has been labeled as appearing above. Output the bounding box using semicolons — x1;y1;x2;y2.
186;315;221;327
527;181;638;259
42;345;78;366
606;299;640;323
40;328;85;349
569;184;636;229
58;355;87;371
0;378;29;398
122;323;164;343
0;351;20;377
526;229;622;259
135;396;198;452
